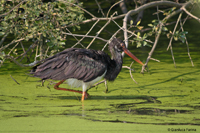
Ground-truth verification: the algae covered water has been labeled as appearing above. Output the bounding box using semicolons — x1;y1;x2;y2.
0;49;200;132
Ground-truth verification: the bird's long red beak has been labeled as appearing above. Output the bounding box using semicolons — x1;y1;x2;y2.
123;48;144;65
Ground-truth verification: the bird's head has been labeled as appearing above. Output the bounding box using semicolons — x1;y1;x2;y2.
109;38;144;66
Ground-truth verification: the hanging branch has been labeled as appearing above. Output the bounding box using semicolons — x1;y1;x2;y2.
167;12;183;51
86;12;118;49
179;21;194;67
123;1;182;49
181;7;200;23
95;0;105;17
167;12;183;68
141;22;163;73
62;32;108;42
73;20;100;48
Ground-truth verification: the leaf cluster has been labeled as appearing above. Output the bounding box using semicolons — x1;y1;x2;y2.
0;0;85;48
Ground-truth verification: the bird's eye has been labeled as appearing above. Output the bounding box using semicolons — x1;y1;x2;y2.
120;43;126;48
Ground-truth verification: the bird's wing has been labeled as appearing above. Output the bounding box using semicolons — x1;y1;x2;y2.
31;48;109;82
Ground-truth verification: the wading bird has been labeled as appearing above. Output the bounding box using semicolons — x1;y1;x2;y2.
31;38;144;101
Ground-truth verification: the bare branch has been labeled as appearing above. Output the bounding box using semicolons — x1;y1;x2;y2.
0;38;25;51
141;22;163;73
179;21;194;67
2;54;38;67
182;7;200;23
107;0;123;18
0;32;9;47
123;1;183;48
150;58;160;62
95;0;105;17
129;62;138;84
62;32;108;42
65;28;85;48
73;20;100;48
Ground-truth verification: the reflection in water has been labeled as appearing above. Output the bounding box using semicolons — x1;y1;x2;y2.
82;102;86;117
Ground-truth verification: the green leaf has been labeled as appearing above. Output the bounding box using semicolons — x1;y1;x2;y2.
174;36;178;41
137;32;140;38
0;7;4;11
143;41;147;46
136;42;142;48
0;32;5;36
58;41;65;45
142;33;147;39
136;20;141;26
162;27;168;31
148;24;153;27
130;20;133;25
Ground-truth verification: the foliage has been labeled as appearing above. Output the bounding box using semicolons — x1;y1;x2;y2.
0;0;85;51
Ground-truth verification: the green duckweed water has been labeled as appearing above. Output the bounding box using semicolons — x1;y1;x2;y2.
0;51;200;132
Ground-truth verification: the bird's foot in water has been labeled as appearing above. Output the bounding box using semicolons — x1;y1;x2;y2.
82;92;90;101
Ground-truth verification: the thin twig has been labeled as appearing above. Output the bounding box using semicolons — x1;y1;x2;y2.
102;29;122;51
129;62;138;84
0;32;9;47
2;54;38;67
86;12;118;49
123;1;182;49
0;38;25;51
44;46;50;58
62;32;108;42
169;44;176;68
87;79;107;92
182;7;200;23
8;42;19;55
65;28;85;48
67;14;126;27
167;12;183;51
156;6;160;21
106;0;123;18
122;66;135;71
167;12;183;68
95;0;105;17
179;21;194;67
150;58;160;62
19;41;30;62
141;22;163;73
73;19;100;48
10;75;20;85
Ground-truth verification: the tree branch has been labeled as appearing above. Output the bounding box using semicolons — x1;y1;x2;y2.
182;7;200;23
62;32;108;42
123;1;182;49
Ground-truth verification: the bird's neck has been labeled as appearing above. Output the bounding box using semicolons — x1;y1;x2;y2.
105;49;123;81
111;51;123;65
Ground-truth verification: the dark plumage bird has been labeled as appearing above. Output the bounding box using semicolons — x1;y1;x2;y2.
31;38;144;101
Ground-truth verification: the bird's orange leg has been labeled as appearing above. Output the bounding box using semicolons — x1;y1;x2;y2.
54;80;90;100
